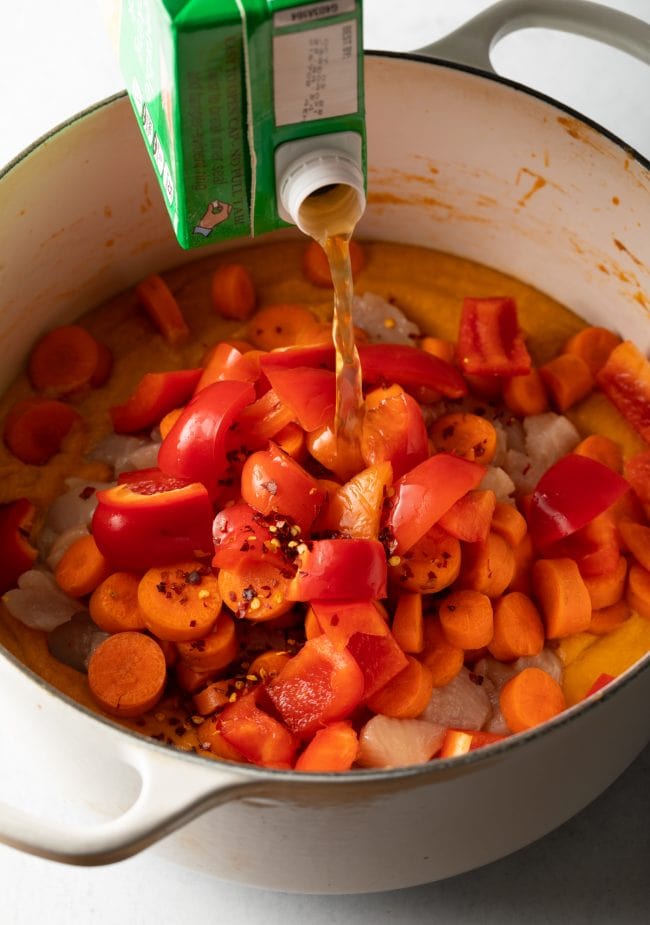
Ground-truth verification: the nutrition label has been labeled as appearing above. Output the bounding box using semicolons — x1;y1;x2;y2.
273;19;359;126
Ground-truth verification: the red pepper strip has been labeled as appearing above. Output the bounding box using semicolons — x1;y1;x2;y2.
585;673;615;698
92;477;214;570
546;512;620;578
117;467;190;490
158;380;255;498
0;498;38;594
457;297;532;376
438;489;496;543
468;730;507;750
263;366;336;432
361;385;429;480
212;502;288;570
288;539;388;602
311;600;408;699
195;342;260;393
528;453;629;550
109;368;202;434
386;453;486;555
261;343;467;399
217;690;299;768
624;450;650;518
241;443;326;534
227;388;295;453
266;635;365;738
597;341;650;445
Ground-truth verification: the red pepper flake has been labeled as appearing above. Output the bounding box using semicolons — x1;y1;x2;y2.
79;486;96;500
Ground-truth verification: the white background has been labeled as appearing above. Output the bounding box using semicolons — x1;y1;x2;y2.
1;1;649;922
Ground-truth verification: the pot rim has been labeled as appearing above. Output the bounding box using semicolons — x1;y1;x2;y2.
1;51;649;786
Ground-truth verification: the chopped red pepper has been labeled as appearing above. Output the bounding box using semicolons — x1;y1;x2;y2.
585;673;615;697
361;385;429;480
0;498;38;594
212;502;288;570
240;443;326;534
597;341;650;445
263;365;336;432
195;342;260;393
624;450;650;518
528;454;629;549
457;297;532;376
109;368;202;434
217;690;299;768
437;489;496;543
288;539;388;602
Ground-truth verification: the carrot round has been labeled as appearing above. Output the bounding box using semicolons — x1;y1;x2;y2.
28;324;100;396
89;571;148;633
531;558;592;638
588;600;631;635
429;413;498;464
54;534;113;598
294;721;359;772
490;501;527;547
4;397;81;465
420;337;456;364
248;649;292;681
138;562;222;642
175;661;217;694
539;353;594;412
302;239;365;288
211;264;257;320
626;563;650;620
508;533;535;595
193;680;231;716
136;274;190;345
502;367;549;417
247;304;321;350
421;617;464;687
176;610;238;671
218;560;293;622
439;590;494;650
391;592;424;653
618;520;650;572
583;555;627;610
391;526;461;594
88;631;167;718
489;592;545;661
366;657;434;719
500;667;566;733
459;531;516;598
574;434;623;473
563;325;622;376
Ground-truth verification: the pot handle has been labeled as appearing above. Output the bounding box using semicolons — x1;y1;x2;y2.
416;0;650;73
0;737;262;866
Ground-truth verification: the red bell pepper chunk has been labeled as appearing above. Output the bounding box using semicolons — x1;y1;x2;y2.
585;673;615;697
288;539;388;602
195;342;260;393
217;690;299;768
597;341;650;445
361;385;429;480
437;489;496;543
266;635;365;738
457;297;532;376
0;498;38;594
624;450;650;519
260;343;467;399
528;453;629;549
468;730;507;750
212;502;288;570
386;453;486;555
311;600;408;698
546;511;620;578
241;443;326;534
92;474;214;570
263;365;336;432
109;368;202;434
158;380;255;498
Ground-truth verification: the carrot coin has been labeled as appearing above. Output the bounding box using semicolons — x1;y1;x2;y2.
88;631;167;718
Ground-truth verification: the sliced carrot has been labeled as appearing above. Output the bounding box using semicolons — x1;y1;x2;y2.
4;397;82;465
618;520;650;572
391;525;461;594
248;649;292;681
196;716;248;762
138;562;222;642
294;321;333;346
391;592;424;654
502;367;549;417
438;489;496;543
274;421;306;461
420;337;456;364
211;264;257;320
176;661;217;694
218;560;293;622
439;729;474;758
489;592;545;661
136;274;190;345
626;563;650;619
490;501;527;547
176;610;238;671
193;680;231;716
507;533;535;595
539;353;594;412
159;407;183;440
458;532;516;598
366;656;434;719
574;434;623;473
302;239;365;288
500;666;566;733
429;413;498;464
54;534;113;598
531;558;592;638
89;572;148;633
438;590;494;650
89;341;114;388
294;721;359;772
588;600;631;635
28;324;101;396
563;325;622;376
87;631;167;718
583;555;627;610
420;617;464;687
247;304;321;350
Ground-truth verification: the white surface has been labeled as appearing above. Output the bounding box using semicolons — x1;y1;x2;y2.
1;1;649;922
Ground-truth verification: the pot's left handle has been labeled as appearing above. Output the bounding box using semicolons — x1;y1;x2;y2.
416;0;650;72
0;739;261;866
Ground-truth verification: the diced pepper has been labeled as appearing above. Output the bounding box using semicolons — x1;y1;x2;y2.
288;539;388;602
0;498;38;594
597;341;650;445
110;368;202;434
457;297;532;376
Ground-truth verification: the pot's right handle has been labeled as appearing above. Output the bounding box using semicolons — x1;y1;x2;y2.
416;0;650;72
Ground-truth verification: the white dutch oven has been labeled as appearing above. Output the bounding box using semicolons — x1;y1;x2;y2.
0;0;649;893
